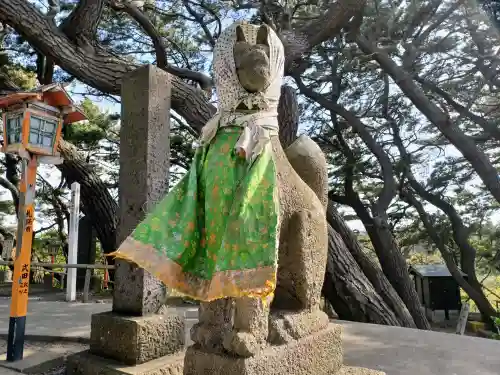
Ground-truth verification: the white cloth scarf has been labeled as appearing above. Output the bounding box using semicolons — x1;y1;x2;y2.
200;22;285;163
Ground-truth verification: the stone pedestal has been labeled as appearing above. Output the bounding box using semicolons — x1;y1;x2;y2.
68;323;385;375
67;351;184;375
67;312;185;375
67;65;177;375
89;312;185;365
184;324;342;375
67;311;185;374
183;324;385;375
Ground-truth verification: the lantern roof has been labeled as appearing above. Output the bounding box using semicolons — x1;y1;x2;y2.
0;83;87;125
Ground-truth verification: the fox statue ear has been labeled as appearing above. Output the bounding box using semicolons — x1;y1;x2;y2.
236;26;246;42
256;25;269;46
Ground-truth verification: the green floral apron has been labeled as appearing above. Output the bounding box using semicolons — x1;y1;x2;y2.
111;127;279;301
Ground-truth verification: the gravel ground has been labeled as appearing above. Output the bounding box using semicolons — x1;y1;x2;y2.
0;339;88;375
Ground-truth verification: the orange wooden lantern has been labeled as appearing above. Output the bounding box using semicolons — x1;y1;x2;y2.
0;83;86;162
0;84;86;362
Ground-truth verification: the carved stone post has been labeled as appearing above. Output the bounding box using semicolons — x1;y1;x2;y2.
112;62;171;315
67;65;185;375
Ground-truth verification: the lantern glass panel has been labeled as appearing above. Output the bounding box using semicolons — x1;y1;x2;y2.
31;116;41;130
6;115;22;144
29;115;57;148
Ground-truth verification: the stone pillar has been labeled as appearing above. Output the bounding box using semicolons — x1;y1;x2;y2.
113;63;172;314
67;65;185;375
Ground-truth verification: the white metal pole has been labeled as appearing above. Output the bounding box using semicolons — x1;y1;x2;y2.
66;182;80;302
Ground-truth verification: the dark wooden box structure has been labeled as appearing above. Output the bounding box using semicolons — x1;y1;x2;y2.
409;264;467;320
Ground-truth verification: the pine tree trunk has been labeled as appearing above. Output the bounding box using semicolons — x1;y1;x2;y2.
366;220;430;329
336;194;430;329
326;203;417;328
323;224;402;326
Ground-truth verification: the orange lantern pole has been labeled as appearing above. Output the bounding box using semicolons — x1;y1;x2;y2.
0;83;88;362
7;155;37;361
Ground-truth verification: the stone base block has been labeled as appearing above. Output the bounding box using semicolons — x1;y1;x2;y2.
184;324;342;375
338;366;385;375
90;312;184;365
67;350;184;375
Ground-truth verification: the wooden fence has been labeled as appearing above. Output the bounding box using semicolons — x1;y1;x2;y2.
0;261;115;303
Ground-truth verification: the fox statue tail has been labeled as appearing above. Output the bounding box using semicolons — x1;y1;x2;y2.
285;135;328;210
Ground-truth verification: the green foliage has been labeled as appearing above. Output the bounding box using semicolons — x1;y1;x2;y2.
32;230;63;260
408;252;444;266
64;98;114;148
460;275;500;315
2;63;37;89
0;199;14;216
492;316;500;339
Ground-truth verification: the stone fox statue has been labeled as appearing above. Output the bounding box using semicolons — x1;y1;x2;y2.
111;21;329;357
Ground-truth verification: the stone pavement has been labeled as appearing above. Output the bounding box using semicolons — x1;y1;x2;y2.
0;299;499;375
341;320;500;375
0;298;110;340
0;298;196;343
